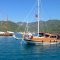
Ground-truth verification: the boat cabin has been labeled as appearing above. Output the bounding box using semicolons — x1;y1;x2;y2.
39;33;60;39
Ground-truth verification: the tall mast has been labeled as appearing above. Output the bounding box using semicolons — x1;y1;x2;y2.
27;19;28;32
37;0;40;36
6;16;8;32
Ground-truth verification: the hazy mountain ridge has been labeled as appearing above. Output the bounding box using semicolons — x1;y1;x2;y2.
0;20;60;33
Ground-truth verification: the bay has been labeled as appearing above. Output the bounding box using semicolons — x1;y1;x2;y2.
0;33;60;60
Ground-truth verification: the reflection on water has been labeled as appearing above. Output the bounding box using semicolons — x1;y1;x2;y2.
0;33;60;60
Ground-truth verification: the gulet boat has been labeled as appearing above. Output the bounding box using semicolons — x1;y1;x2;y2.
23;0;60;45
24;32;60;45
0;17;14;36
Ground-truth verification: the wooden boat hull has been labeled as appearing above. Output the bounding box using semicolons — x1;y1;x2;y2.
23;32;60;45
24;37;60;45
24;39;60;45
0;32;13;36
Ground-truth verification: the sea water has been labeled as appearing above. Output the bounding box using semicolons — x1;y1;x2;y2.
0;33;60;60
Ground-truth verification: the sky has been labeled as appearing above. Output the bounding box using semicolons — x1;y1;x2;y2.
0;0;60;22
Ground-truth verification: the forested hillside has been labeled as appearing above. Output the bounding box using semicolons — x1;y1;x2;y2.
0;20;60;34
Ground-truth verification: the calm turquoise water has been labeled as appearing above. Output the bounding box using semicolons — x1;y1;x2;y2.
0;33;60;60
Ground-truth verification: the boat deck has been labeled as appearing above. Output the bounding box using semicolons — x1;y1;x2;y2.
32;37;60;43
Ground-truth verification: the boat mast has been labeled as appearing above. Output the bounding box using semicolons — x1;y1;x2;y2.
26;19;28;32
6;16;8;32
37;0;40;36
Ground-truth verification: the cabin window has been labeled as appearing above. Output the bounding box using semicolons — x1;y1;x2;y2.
45;34;49;37
50;36;56;38
39;33;44;37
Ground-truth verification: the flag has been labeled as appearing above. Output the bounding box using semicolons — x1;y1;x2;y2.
35;14;38;18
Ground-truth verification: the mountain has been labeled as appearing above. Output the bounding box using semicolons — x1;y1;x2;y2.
0;21;26;32
17;20;60;33
0;21;18;32
0;20;60;33
29;20;60;33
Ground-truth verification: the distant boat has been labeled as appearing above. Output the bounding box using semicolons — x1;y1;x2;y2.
0;17;14;36
0;31;14;36
23;0;60;45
